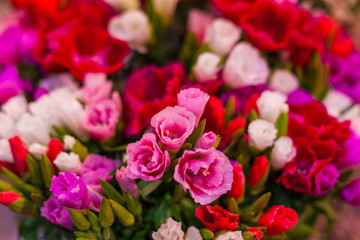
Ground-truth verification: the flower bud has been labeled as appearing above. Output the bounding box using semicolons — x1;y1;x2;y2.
204;18;242;56
0;191;22;206
256;90;288;124
196;131;217;150
116;167;138;198
248;119;277;150
53;152;82;173
269;69;299;94
228;164;245;201
247;227;264;239
248;155;269;187
194;52;221;83
271;137;296;170
47;138;64;162
109;199;135;227
9;136;28;174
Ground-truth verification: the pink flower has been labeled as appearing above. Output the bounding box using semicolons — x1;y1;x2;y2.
151;106;196;150
116;167;138;197
83;92;121;141
81;73;113;104
196;131;217;150
187;10;213;44
174;148;233;205
177;88;210;125
126;133;170;181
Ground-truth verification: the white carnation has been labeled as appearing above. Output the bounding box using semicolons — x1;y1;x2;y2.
2;95;27;120
256;90;288;123
0;112;17;138
269;69;299;94
194;52;221;83
215;231;244;240
16;113;51;145
271;137;296;170
29;95;62;128
64;135;76;150
152;218;185;240
185;226;202;240
29;143;48;159
323;90;353;117
53;152;82;173
248;119;277;150
0;139;14;164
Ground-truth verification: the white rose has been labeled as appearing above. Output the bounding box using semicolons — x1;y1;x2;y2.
16;113;51;145
53;152;82;173
204;18;242;56
152;218;184;240
108;10;151;53
194;52;221;83
63;135;76;150
153;0;180;20
271;137;296;170
223;42;270;88
256;90;289;123
2;95;27;120
104;0;140;11
0;112;17;138
248;119;277;150
29;143;48;159
0;139;14;164
269;69;299;94
29;95;62;128
185;227;202;240
323;90;353;117
215;231;244;240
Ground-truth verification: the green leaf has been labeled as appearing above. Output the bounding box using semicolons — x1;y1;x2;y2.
0;179;18;192
139;180;162;198
109;199;135;227
186;119;206;147
40;154;55;189
74;232;96;239
251;192;271;216
99;198;114;228
72;140;88;161
228;198;240;215
67;208;90;231
165;193;181;222
287;223;319;240
2;168;42;195
8;198;36;214
275;112;288;138
52;125;70;139
211;135;221;149
250;109;258;121
27;154;42;186
99;179;126;204
125;192;142;216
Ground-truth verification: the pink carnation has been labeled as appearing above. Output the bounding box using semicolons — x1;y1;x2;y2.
116;167;138;197
196;131;217;150
81;73;113;104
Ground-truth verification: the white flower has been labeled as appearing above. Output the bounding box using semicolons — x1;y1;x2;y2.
185;227;202;240
108;10;151;53
0;139;14;164
256;90;289;123
248;119;277;150
53;152;82;173
194;52;221;83
2;95;27;120
29;143;48;159
152;218;184;240
0;112;17;138
323;90;353;117
104;0;140;11
215;231;244;240
223;42;270;88
153;0;180;20
16;113;51;145
29;95;62;128
64;135;76;150
204;18;241;56
269;69;299;94
271;137;296;170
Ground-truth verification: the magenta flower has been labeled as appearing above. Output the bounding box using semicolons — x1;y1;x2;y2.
80;154;120;193
196;131;217;150
41;196;73;230
341;178;360;207
0;65;24;104
83;92;121;141
126;133;170;181
313;164;339;195
116;167;138;197
50;172;91;210
177;88;210;125
174;148;233;205
151;106;196;150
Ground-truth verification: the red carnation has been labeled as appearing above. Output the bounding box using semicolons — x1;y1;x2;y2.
9;136;28;174
0;192;22;206
248;227;264;239
228;164;245;200
258;205;298;235
196;205;239;232
248;155;269;187
47;139;64;162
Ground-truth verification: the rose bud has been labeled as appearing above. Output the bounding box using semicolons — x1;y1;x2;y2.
8;136;28;174
271;137;296;170
341;178;360;207
228;163;245;201
248;119;277;150
269;69;299;95
248;155;269;187
194;52;221;83
258;205;299;235
256;90;288;124
0;191;22;206
247;227;264;239
196;205;239;232
47;138;64;162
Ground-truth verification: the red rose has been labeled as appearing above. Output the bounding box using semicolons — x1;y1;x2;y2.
123;62;185;136
196;205;239;232
258;205;298;235
248;155;269;187
0;192;23;206
9;136;28;174
228;164;245;200
47;139;64;162
212;0;254;22
248;227;264;239
239;0;296;51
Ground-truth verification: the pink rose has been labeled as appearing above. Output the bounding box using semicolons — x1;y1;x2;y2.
116;167;138;197
177;88;210;125
81;73;113;104
83;92;121;141
126;133;170;181
174;148;233;205
196;131;217;150
151;106;196;150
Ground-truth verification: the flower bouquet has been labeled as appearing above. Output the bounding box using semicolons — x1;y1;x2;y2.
0;0;360;239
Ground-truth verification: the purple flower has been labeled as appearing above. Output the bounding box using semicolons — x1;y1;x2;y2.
287;89;313;106
341;178;360;207
0;65;24;104
174;148;233;205
116;167;138;197
80;154;120;193
151;106;196;150
196;131;217;150
40;196;73;230
334;133;360;170
177;88;210;125
126;133;170;181
50;172;91;210
313;164;339;195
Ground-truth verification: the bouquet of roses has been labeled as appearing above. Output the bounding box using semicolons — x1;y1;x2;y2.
1;0;360;239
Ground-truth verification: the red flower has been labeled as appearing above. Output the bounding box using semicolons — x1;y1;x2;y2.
0;162;18;174
258;205;298;235
47;139;64;162
123;62;184;136
248;227;264;239
242;92;261;115
196;205;239;232
239;0;296;51
9;136;28;174
248;155;269;187
212;0;254;22
228;164;245;200
0;192;22;206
